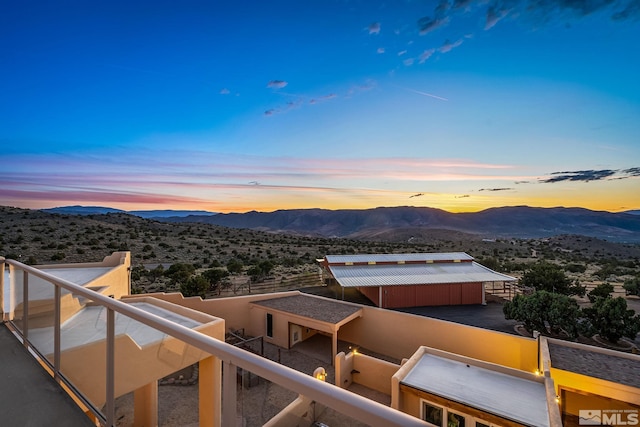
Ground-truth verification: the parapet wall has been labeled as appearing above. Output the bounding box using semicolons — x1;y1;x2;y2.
141;291;537;372
338;304;538;371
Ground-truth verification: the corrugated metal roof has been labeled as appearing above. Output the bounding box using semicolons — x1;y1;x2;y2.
324;252;473;264
328;261;516;287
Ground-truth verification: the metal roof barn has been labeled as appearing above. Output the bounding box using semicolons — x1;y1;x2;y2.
322;253;516;308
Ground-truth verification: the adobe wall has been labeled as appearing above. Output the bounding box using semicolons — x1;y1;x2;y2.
135;291;301;337
142;291;537;371
339;305;537;371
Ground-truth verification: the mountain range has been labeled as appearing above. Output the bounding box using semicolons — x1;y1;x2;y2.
42;206;217;219
43;205;640;243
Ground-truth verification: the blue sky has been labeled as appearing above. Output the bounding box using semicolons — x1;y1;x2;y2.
1;0;639;213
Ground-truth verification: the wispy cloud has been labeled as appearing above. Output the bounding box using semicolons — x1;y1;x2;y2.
263;98;304;116
219;88;230;95
391;0;640;73
368;22;381;34
478;187;514;192
419;48;436;63
439;38;464;53
265;79;374;116
0;150;547;211
612;1;640;20
267;80;288;89
418;16;450;35
453;0;473;11
309;93;337;105
539;168;640;183
485;5;511;30
377;47;385;54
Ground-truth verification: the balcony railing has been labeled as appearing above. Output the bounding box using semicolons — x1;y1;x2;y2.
0;256;427;427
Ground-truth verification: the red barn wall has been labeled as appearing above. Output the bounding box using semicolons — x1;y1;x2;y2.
376;283;483;308
357;286;380;306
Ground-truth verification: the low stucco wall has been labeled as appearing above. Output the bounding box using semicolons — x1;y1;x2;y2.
6;252;132;322
262;395;315;427
339;305;537;372
54;297;225;408
142;291;537;372
38;251;132;299
135;291;301;337
353;352;399;395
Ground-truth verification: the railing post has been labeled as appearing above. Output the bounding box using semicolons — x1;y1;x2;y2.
106;308;115;427
0;257;5;322
222;360;237;427
54;285;61;380
22;270;28;347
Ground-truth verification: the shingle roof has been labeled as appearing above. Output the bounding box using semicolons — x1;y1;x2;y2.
251;295;362;324
328;261;517;288
548;342;640;388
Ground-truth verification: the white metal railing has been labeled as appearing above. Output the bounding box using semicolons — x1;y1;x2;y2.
0;257;427;427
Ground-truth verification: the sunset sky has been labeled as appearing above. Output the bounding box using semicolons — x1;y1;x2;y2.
2;0;639;213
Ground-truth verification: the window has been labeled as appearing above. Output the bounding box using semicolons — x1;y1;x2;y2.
266;313;273;338
421;400;499;427
447;411;465;427
422;402;444;427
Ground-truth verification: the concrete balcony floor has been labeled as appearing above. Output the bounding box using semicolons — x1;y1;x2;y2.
0;323;94;426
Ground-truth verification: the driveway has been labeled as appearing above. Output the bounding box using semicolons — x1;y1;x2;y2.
394;301;519;335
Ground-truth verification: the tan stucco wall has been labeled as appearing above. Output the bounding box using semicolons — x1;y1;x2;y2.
138;291;537;371
352;352;399;395
7;252;132;322
550;368;640;406
141;291;342;350
541;338;640;407
339;305;538;371
38;251;132;299
134;291;301;335
399;389;421;418
335;352;354;389
53;298;224;408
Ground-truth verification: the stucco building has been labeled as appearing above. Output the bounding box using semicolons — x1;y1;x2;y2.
1;252;639;426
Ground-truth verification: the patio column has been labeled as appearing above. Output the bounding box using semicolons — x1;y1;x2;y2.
200;356;222;427
222;360;237;427
133;380;158;427
332;326;338;367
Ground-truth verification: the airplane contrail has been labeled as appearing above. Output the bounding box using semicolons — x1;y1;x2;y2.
409;88;449;101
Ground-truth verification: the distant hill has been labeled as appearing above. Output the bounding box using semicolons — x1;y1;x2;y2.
42;206;217;218
624;210;640;215
43;205;126;215
161;206;640;243
129;210;217;219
